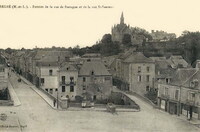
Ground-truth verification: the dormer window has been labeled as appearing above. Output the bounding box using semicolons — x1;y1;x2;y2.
190;79;198;88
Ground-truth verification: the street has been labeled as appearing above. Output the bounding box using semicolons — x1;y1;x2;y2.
0;73;200;132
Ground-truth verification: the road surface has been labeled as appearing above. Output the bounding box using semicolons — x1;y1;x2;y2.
0;73;199;132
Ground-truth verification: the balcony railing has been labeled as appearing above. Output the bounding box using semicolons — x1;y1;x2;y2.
60;81;76;86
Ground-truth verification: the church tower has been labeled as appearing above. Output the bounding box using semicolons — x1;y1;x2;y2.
112;12;132;43
120;12;124;24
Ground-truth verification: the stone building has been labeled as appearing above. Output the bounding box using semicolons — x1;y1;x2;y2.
36;55;60;98
0;64;8;90
157;60;200;120
150;30;176;42
58;62;78;101
122;52;155;95
150;57;175;89
77;61;112;101
110;51;155;95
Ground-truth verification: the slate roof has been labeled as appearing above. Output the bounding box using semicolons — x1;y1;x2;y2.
168;55;189;68
38;55;59;62
103;55;118;67
156;68;175;79
123;52;154;63
59;62;78;71
79;61;111;76
82;53;101;58
170;68;198;86
34;50;72;60
150;57;167;61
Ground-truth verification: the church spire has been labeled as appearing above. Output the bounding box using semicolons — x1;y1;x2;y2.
120;12;124;24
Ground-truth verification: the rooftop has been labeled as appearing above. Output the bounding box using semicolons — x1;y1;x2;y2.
123;52;154;63
170;68;198;86
79;61;111;76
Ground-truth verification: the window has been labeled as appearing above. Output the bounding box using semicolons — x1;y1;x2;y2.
62;86;65;92
45;89;48;92
166;78;170;84
83;77;86;82
0;68;4;72
188;92;195;101
93;95;96;100
146;86;150;91
147;67;150;72
70;77;74;82
62;76;65;84
138;66;141;73
55;89;58;92
83;86;86;90
190;79;199;88
50;89;53;94
138;75;142;82
175;90;179;100
146;75;150;82
164;87;168;96
49;70;53;76
91;71;94;75
65;57;69;61
70;86;74;92
41;78;45;85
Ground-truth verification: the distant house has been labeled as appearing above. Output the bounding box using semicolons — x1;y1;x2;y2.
150;30;176;42
110;48;136;79
0;64;8;90
150;57;175;89
110;51;155;95
58;62;78;101
167;55;189;69
122;52;155;95
11;51;26;74
36;55;60;97
81;53;101;61
157;60;200;120
77;61;112;101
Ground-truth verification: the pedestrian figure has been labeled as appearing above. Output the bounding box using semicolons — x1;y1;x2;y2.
53;99;56;107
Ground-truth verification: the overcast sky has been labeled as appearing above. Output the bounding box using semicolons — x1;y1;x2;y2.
0;0;200;49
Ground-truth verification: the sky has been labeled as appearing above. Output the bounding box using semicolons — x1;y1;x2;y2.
0;0;200;49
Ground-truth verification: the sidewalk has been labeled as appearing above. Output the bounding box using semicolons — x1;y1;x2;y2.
178;114;200;126
8;79;21;106
16;74;141;112
17;74;58;110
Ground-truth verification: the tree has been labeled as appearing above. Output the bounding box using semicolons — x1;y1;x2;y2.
101;34;112;43
122;34;132;46
177;31;200;67
5;48;13;54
